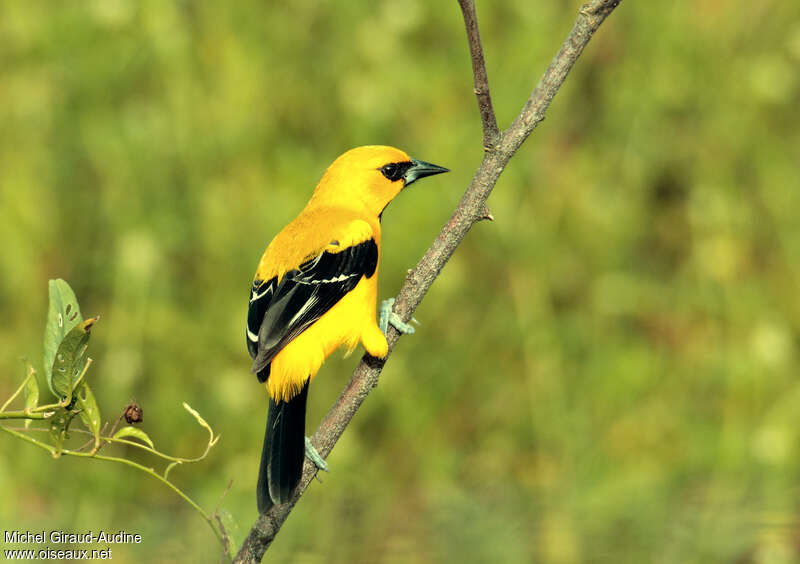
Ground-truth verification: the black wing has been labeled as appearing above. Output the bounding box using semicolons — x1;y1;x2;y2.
247;239;378;381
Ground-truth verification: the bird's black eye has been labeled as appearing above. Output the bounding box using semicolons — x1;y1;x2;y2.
380;162;409;182
380;163;401;181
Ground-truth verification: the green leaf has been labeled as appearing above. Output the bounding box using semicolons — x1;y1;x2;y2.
23;361;39;430
49;317;98;400
43;280;84;397
48;407;79;457
76;382;101;452
113;426;155;449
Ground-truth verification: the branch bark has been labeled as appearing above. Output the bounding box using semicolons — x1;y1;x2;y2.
457;0;499;150
233;1;622;561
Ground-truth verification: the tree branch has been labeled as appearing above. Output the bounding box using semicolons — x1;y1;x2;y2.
457;0;499;149
233;1;622;561
503;0;621;154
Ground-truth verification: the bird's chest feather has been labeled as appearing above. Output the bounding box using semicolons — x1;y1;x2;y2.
266;274;378;401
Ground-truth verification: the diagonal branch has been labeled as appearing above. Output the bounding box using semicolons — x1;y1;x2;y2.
503;0;622;153
233;1;622;562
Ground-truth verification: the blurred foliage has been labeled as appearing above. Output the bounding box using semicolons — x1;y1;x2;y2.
1;1;800;562
1;279;227;555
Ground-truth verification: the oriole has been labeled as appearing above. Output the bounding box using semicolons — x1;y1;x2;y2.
247;145;448;511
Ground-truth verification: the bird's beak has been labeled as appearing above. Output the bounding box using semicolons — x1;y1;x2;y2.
404;158;450;187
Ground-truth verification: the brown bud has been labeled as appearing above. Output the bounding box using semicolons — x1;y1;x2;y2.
123;400;143;424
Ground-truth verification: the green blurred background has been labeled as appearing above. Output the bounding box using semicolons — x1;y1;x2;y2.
2;1;800;562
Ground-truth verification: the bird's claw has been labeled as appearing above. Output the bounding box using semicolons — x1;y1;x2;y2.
379;298;418;335
305;437;329;473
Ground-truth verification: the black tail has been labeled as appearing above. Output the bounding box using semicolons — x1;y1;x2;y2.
257;380;309;513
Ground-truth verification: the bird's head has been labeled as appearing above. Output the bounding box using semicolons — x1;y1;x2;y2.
311;145;449;216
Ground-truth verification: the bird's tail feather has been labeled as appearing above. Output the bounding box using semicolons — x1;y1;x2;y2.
257;380;309;512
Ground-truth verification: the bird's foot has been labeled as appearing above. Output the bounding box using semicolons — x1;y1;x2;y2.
305;437;329;473
379;297;419;335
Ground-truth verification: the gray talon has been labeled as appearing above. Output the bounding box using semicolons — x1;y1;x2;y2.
379;298;417;335
305;437;329;472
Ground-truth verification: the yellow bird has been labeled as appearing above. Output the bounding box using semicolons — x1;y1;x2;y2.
247;145;448;511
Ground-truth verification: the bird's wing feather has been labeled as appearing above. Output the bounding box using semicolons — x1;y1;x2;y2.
247;236;378;379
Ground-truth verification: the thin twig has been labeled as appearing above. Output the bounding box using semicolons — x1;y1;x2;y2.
503;0;622;153
214;479;235;563
0;367;32;413
233;1;622;562
0;422;227;552
457;0;499;149
0;410;51;420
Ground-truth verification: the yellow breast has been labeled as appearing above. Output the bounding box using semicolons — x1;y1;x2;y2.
266;271;386;402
